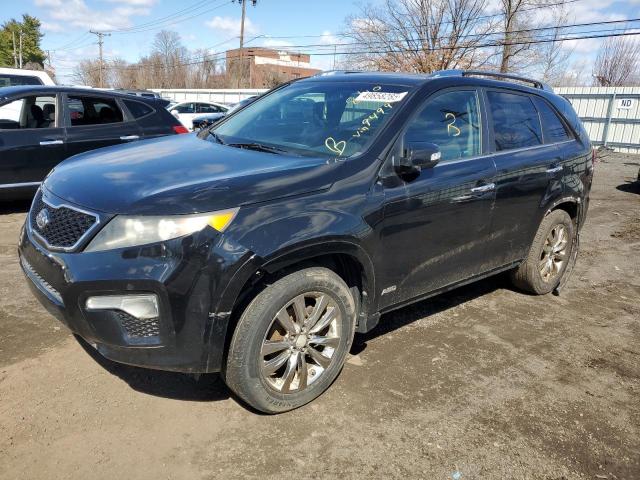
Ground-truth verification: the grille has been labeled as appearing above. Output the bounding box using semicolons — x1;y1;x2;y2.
30;191;98;250
118;312;161;339
20;257;63;304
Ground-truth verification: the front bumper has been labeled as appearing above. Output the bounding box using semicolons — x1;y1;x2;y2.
18;215;255;373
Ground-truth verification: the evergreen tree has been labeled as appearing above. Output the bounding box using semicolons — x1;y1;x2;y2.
0;14;46;68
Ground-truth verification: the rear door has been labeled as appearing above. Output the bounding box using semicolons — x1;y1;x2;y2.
377;88;497;308
62;93;143;158
0;92;66;188
483;89;564;267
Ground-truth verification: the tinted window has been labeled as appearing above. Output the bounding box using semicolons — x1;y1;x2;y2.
124;100;153;119
487;91;542;151
533;97;570;143
405;90;482;161
197;103;222;113
0;95;56;129
67;96;123;126
0;74;43;87
174;103;195;113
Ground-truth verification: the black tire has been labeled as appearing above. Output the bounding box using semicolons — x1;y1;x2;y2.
510;209;575;295
223;267;356;413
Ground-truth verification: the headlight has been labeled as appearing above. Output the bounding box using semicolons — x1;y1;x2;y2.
84;208;238;252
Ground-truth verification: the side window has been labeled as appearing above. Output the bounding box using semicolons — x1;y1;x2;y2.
533;97;571;143
175;103;195;114
487;91;542;151
197;103;221;113
405;90;482;161
124;100;153;119
67;96;124;126
0;95;56;130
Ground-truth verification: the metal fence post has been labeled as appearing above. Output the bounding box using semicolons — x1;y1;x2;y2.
602;92;616;147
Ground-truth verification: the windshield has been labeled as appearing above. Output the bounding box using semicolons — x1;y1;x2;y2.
213;81;412;158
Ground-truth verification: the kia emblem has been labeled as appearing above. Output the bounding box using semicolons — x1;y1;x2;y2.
36;208;50;230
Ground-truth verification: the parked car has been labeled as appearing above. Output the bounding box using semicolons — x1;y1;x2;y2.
0;85;188;199
192;96;260;131
168;100;229;130
19;70;593;413
0;67;55;87
191;111;226;131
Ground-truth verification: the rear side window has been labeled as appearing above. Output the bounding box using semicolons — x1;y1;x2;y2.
174;103;195;113
197;103;223;113
124;100;153;119
67;96;124;126
405;90;482;161
533;97;571;143
487;91;542;151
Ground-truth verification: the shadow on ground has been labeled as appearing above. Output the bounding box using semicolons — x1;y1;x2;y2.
616;181;640;195
352;273;508;354
75;336;230;402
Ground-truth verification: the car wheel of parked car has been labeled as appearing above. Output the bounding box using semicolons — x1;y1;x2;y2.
223;267;356;413
510;209;575;295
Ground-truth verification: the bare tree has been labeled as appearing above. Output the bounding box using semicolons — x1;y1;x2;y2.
150;30;189;88
72;59;102;86
342;0;492;73
593;36;640;86
536;5;573;85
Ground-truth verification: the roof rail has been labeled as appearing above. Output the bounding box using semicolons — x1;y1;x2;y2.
428;69;553;91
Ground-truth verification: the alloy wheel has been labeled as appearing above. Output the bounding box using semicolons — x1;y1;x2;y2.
260;292;341;393
539;224;569;282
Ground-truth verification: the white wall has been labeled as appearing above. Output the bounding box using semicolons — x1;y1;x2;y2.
150;88;267;105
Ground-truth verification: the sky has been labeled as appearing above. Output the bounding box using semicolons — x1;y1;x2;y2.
1;0;639;84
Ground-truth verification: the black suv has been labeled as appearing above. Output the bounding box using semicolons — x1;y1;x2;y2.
19;71;593;413
0;86;187;199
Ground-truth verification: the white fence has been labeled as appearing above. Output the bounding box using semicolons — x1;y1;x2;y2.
153;86;640;154
555;87;640;154
150;88;267;105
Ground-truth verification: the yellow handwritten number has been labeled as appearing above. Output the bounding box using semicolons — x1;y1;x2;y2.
445;112;461;137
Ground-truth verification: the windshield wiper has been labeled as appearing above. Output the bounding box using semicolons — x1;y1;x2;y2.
206;130;226;145
227;142;289;155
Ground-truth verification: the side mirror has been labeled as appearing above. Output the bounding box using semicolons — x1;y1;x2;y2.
404;141;441;169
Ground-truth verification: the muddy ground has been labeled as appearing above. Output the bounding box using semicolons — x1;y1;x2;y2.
0;152;638;480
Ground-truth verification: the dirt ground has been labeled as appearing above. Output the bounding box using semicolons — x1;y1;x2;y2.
0;152;638;480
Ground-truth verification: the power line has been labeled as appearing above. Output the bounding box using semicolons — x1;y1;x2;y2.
89;28;640;74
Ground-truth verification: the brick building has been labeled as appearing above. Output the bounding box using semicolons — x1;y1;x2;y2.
225;47;321;88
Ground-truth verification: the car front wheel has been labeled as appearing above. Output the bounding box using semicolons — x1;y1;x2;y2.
223;267;356;413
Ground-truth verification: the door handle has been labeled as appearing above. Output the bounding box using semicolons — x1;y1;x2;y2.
470;183;495;193
39;140;63;146
120;135;140;141
546;165;563;173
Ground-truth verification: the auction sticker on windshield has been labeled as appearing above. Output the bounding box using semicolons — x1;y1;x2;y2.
354;91;408;103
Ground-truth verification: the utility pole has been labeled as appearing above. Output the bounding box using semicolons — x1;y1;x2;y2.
90;30;111;87
18;29;23;69
12;30;17;68
235;0;257;88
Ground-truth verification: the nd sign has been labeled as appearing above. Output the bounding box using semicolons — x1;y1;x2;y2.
616;98;634;110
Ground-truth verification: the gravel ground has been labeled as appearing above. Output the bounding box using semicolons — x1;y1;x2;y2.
0;152;638;480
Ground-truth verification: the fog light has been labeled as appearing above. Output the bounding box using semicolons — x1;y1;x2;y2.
86;294;159;319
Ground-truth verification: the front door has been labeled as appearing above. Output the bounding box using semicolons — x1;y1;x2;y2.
376;88;497;309
0;92;66;188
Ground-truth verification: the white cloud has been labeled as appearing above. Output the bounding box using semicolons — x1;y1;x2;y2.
41;21;65;33
319;30;339;45
35;0;152;31
260;38;294;48
205;16;257;37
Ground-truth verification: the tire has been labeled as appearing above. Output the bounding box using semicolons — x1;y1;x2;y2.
223;267;356;413
510;209;575;295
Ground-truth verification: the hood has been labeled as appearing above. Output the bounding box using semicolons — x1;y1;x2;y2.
44;133;339;215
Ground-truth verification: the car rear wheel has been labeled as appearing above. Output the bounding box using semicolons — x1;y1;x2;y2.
223;267;356;413
510;209;575;295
